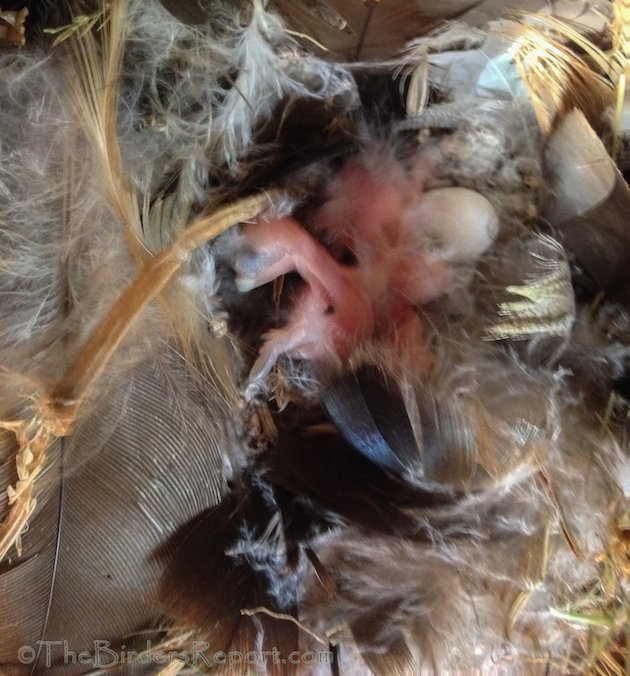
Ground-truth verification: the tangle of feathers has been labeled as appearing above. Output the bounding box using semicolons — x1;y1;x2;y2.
0;0;629;674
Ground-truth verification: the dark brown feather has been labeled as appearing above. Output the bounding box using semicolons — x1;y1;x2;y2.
0;355;230;673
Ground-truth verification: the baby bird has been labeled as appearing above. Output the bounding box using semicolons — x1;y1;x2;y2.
234;148;498;390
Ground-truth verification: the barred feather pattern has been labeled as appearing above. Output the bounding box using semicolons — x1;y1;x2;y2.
485;235;575;341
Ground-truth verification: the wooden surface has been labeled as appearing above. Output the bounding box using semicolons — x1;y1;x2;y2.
156;0;592;61
271;0;486;59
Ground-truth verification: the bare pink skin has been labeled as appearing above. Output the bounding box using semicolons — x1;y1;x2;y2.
235;154;447;389
236;216;375;384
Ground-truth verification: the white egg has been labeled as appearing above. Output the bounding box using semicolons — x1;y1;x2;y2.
413;187;499;263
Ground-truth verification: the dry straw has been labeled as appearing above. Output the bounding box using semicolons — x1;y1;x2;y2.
511;1;629;154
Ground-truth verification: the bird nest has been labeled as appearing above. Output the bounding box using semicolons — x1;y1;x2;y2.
0;1;628;674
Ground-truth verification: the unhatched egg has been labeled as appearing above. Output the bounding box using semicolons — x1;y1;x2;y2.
412;187;499;263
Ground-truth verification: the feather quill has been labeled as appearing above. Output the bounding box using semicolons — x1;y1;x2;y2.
544;109;630;304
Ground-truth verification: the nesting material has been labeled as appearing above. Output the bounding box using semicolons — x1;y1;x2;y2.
0;7;27;48
0;1;628;675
